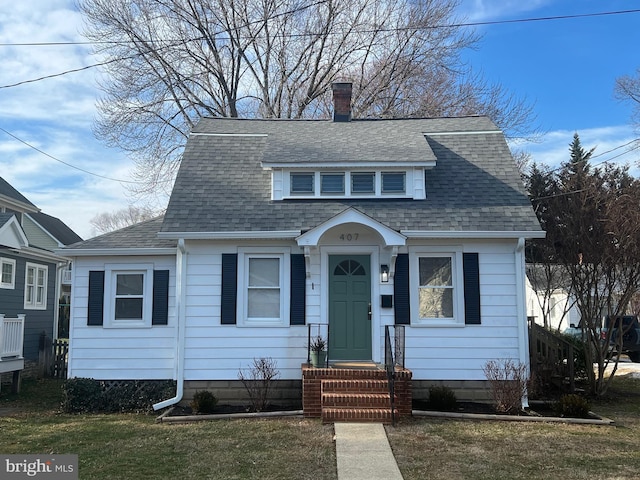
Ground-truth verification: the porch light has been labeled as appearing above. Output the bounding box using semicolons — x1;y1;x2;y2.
380;264;389;283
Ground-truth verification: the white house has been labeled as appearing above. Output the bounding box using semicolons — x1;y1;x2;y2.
62;83;544;418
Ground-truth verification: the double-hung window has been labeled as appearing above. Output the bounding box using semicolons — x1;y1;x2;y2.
0;258;16;289
410;251;464;326
104;264;153;327
238;249;289;326
24;262;48;309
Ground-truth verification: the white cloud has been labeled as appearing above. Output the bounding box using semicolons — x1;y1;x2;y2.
458;0;554;22
520;124;640;175
0;1;146;240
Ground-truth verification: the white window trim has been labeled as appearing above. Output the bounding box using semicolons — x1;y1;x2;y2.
409;248;465;327
24;262;48;310
0;257;16;289
104;263;154;328
237;247;291;327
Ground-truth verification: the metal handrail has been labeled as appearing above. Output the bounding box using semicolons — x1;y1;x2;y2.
385;326;396;426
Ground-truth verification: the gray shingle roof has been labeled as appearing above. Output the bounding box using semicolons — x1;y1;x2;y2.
28;212;83;245
0;176;37;210
64;216;175;250
161;116;542;236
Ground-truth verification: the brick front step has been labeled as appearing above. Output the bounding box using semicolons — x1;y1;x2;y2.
302;364;412;420
322;392;392;408
321;379;389;394
322;407;398;424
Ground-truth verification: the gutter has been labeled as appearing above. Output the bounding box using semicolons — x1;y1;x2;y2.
153;238;187;411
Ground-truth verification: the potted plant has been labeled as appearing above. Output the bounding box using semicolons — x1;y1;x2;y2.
310;336;327;368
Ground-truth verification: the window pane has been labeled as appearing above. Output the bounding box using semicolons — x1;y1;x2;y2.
321;173;344;193
37;268;46;287
249;258;279;287
116;274;144;295
419;258;452;286
37;286;44;303
352;173;374;193
27;267;34;285
291;173;314;193
115;298;143;319
1;263;12;283
419;288;453;318
26;285;33;303
382;172;405;193
248;290;280;318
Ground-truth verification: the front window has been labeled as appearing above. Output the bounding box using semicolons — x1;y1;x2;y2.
115;273;144;320
419;257;453;319
238;250;289;326
104;264;153;328
25;262;48;309
0;258;16;289
410;251;463;325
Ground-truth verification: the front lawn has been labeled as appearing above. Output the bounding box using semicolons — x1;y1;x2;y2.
386;374;640;480
0;379;337;480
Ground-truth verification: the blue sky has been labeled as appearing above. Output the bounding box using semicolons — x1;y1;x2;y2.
0;0;639;239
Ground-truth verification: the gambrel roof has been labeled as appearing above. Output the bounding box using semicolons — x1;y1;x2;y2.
159;115;543;238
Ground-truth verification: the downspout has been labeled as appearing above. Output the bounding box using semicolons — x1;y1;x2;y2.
154;238;187;411
514;237;529;408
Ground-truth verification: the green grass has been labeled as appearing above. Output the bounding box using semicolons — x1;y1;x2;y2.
0;379;337;480
386;373;640;480
3;376;640;479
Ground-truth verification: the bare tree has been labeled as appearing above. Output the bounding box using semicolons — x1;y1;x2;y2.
78;0;539;196
527;135;640;395
90;205;159;235
615;67;640;132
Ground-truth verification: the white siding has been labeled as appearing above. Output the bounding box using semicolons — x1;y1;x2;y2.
68;238;529;384
393;241;524;381
68;255;177;380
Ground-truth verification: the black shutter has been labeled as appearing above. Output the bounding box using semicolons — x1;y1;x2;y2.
152;270;170;325
290;254;306;325
463;253;481;325
221;254;238;324
87;270;104;326
394;254;410;325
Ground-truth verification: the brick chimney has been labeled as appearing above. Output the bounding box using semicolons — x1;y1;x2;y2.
332;82;352;122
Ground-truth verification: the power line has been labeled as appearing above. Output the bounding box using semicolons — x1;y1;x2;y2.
1;7;639;90
0;126;141;184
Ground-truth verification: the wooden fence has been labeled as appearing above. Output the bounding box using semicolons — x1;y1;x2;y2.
39;333;68;379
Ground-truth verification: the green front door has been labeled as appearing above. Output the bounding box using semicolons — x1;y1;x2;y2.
329;255;372;361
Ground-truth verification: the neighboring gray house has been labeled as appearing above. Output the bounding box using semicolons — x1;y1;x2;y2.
0;176;81;383
63;83;544;415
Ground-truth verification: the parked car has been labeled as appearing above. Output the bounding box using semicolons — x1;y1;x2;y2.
604;315;640;363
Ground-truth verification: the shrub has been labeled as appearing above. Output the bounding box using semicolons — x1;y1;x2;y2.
238;357;280;412
483;359;528;414
61;378;104;413
554;393;591;418
427;386;457;411
61;379;176;413
190;390;218;414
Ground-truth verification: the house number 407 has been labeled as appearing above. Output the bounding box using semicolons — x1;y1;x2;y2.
339;233;359;241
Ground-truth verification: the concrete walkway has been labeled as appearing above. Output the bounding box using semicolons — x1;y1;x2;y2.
334;423;404;480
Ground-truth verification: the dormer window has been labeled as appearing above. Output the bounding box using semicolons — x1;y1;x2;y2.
351;173;375;194
321;173;345;194
272;168;425;200
291;173;314;194
382;172;406;194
